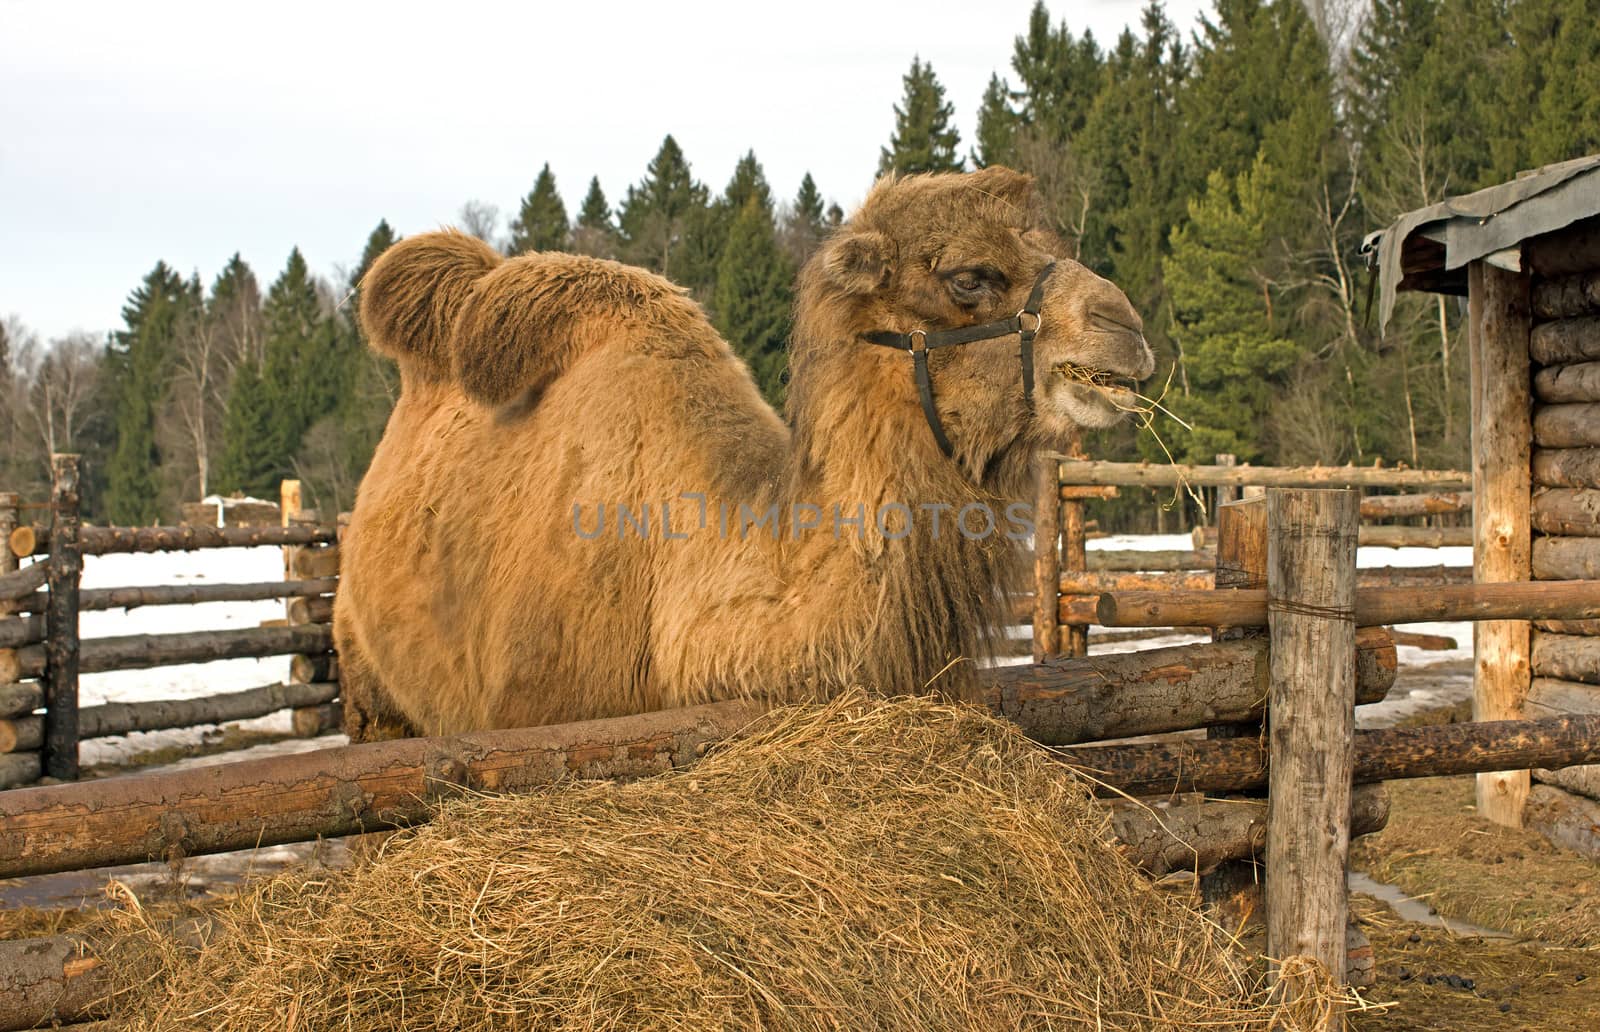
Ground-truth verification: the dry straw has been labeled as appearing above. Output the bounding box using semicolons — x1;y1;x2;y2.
103;692;1332;1030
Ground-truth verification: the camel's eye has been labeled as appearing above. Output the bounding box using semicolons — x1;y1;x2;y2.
947;267;1004;302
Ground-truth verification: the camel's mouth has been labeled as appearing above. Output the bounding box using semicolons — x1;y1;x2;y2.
1046;363;1142;429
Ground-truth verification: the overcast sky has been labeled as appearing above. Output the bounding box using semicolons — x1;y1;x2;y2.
1;0;1210;343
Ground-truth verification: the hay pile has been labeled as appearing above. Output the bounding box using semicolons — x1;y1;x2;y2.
107;693;1326;1030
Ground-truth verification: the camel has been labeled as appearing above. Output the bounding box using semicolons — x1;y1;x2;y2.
334;166;1154;741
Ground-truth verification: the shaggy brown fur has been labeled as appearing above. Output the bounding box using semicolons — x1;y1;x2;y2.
337;167;1154;739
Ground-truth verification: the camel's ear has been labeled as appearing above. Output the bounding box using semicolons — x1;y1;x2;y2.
968;165;1035;205
821;230;896;295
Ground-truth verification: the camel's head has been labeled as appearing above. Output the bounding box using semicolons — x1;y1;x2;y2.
792;166;1155;464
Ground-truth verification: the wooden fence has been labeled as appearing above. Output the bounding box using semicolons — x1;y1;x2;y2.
2;486;1598;1030
0;460;341;788
1031;455;1477;660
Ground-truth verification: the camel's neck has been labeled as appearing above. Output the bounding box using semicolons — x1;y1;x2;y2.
762;346;1030;699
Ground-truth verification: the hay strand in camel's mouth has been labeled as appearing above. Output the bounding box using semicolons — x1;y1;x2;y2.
1054;362;1207;515
92;692;1343;1031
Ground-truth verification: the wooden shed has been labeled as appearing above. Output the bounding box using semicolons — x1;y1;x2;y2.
1370;155;1600;850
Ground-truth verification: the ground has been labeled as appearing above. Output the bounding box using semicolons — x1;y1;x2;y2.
2;536;1594;1030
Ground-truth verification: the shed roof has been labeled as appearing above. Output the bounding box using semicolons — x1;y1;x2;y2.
1363;155;1600;333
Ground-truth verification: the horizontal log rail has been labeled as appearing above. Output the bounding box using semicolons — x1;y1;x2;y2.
1059;714;1600;797
0;681;340;753
0;625;333;681
1054;459;1471;490
1095;579;1600;628
9;523;337;559
983;628;1394;744
0;634;1398;878
11;577;338;614
0;613;43;649
1192;524;1473;550
1083;549;1215;572
0;560;48;602
1358;491;1473;518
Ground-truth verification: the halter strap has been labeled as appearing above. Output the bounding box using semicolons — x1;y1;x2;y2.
861;262;1055;458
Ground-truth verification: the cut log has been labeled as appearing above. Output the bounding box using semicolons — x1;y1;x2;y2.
1358;491;1473;518
1095;579;1600;628
291;544;340;578
1523;784;1600;860
1;651;24;684
0;718;40;752
0;561;48;602
1060;571;1213;594
0;699;770;879
12;577;339;614
286;595;334;625
1531;632;1600;684
291;701;342;738
0;751;40;789
0;681;340;750
1532;488;1600;536
1533;403;1600;448
1356;525;1473;548
0;932;112;1030
1527;676;1600;715
290;652;340;684
1533;361;1600;404
1536;617;1600;635
1533;448;1600;489
6;525;34;560
1524;215;1600;278
0;681;41;719
1084;549;1215;572
1199;524;1475;549
1110;785;1390;879
10;523;338;558
1386;628;1459;651
1058;484;1119;500
1533;764;1600;802
1532;269;1600;320
1529;314;1600;365
0;612;43;649
982;627;1396;745
1533;536;1600;580
1058;714;1600;797
5;624;334;679
1056;460;1470;490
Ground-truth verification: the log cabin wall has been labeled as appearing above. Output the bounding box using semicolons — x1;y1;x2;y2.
1521;214;1600;855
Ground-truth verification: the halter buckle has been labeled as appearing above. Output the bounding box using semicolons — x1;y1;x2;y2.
907;329;928;353
1017;309;1042;336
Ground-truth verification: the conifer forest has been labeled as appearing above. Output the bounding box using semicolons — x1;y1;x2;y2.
4;0;1599;528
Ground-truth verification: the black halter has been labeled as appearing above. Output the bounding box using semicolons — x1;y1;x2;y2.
861;263;1056;458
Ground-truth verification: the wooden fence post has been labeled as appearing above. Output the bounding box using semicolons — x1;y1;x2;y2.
1032;456;1061;663
1061;429;1089;657
1266;488;1358;1018
1469;261;1533;827
42;455;82;781
1215;453;1239;513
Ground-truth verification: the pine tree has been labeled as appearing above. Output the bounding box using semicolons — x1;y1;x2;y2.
1162;156;1301;463
104;262;198;522
1010;2;1104;142
215;249;345;495
972;73;1020;167
878;57;964;176
573;176;617;258
779;173;829;268
679;150;773;298
714;198;794;405
618;135;709;276
1500;0;1600;176
508;164;570;254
